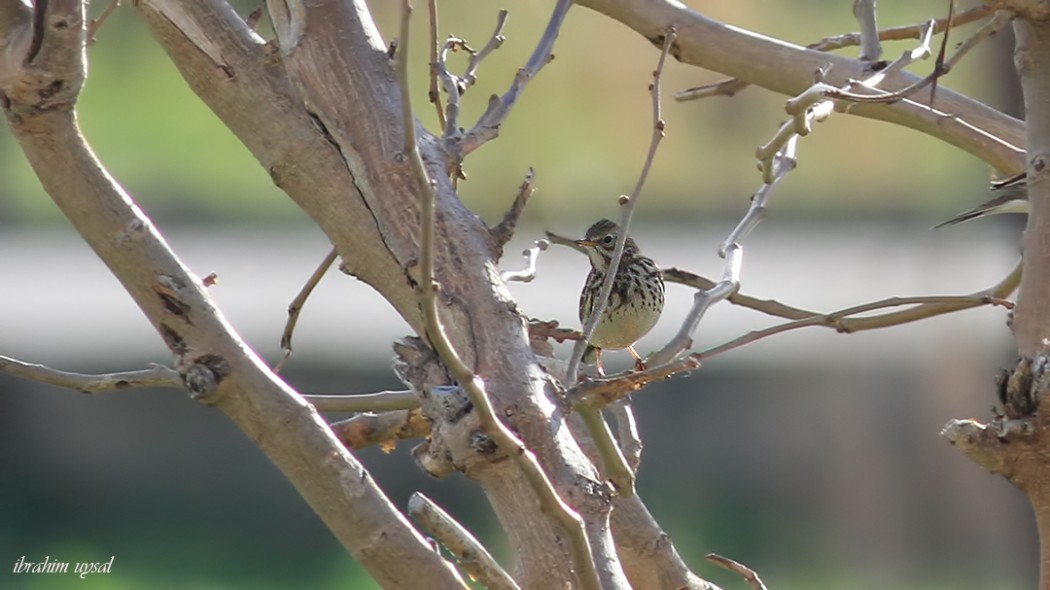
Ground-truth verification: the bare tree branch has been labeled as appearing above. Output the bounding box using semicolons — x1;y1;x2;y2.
409;493;521;590
578;0;1024;174
853;0;882;62
491;167;536;252
463;9;509;87
706;554;770;590
611;495;723;589
307;391;421;412
277;246;339;371
87;0;120;46
698;295;1015;362
646;137;796;369
427;0;445;130
660;267;819;320
610;399;643;472
814;5;992;52
500;239;548;283
755;22;940;184
794;9;1013;110
458;0;572;157
431;9;509;145
0;356;181;393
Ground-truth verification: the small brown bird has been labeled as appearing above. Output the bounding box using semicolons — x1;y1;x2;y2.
575;219;665;374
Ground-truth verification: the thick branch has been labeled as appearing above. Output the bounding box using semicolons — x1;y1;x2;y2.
1013;17;1050;357
408;493;520;590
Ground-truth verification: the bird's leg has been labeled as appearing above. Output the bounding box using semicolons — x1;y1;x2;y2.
628;345;647;371
596;349;606;377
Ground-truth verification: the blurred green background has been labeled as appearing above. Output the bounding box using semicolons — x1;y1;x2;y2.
0;1;1035;589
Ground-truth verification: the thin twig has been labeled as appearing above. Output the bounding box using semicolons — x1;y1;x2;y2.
277;247;339;371
458;0;572;157
434;37;468;140
306;390;421;412
409;493;521;590
819;8;1010;109
610;398;643;472
433;9;510;144
927;0;954;107
0;355;180;393
722;136;798;253
646;137;797;369
937;8;1011;77
813;5;991;51
397;4;600;588
330;409;430;450
491;167;536;251
698;295;1015;361
464;10;509;87
87;0;120;47
427;0;446;130
566;27;676;385
706;554;769;590
661;267;819;320
500;239;549;283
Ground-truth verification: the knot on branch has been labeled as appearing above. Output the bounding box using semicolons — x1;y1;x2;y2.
395;338;504;471
181;354;229;402
940;347;1050;479
995;351;1050;420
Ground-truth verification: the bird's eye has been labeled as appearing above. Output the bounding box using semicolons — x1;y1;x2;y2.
602;235;614;245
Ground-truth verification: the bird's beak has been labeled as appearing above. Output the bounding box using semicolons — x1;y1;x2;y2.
574;239;598;247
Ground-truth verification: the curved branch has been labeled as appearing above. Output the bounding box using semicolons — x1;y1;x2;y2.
699;295;1015;362
577;0;1025;173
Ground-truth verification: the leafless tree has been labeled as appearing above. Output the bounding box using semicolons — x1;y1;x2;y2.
1;1;1046;588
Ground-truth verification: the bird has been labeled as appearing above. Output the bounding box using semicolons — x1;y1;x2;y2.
933;172;1028;228
575;219;665;375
